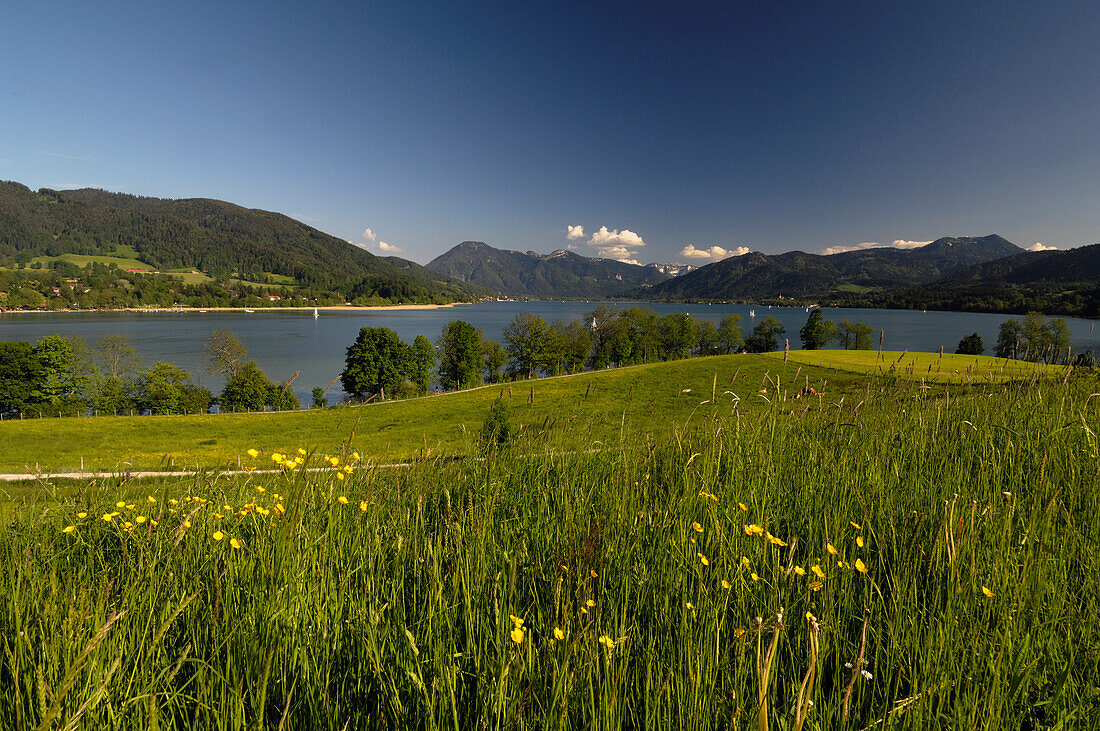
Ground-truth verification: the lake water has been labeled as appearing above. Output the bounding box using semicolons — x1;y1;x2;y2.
2;302;1097;403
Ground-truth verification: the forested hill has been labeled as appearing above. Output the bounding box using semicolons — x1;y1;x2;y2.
876;242;1100;316
631;235;1025;302
0;181;477;302
426;241;670;298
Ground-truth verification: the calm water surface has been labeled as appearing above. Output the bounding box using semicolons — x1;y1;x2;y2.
2;302;1097;403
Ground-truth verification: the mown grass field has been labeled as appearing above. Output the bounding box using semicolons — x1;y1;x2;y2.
0;352;1062;477
0;352;1096;729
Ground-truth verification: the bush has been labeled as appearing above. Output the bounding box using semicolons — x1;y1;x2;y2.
956;332;984;355
479;399;514;450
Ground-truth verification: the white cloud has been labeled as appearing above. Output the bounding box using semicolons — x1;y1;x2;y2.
822;239;932;255
352;227;402;253
566;224;585;240
679;244;750;262
1028;242;1057;252
585;226;646;261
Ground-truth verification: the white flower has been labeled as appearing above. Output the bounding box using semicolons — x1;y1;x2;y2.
862;670;873;680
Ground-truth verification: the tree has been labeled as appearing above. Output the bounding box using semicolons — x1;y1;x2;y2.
503;312;551;378
557;319;593;373
743;316;785;353
955;332;984;355
410;335;436;394
716;314;744;354
437;321;482;391
479;399;515;452
137;361;212;414
695;320;720;357
33;335;87;404
220;361;273;412
837;320;874;350
995;319;1022;359
341;327;410;400
204;329;249;378
96;334;141;379
311;386;328;409
482;339;508;384
799;310;836;350
658;313;699;361
0;341;46;415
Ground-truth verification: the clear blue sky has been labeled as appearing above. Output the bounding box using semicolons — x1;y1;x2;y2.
2;1;1098;265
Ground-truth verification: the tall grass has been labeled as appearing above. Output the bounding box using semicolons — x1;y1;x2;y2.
1;373;1098;729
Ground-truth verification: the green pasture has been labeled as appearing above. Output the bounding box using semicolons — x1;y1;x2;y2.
1;367;1097;728
0;354;851;475
29;252;153;270
0;352;1067;476
775;349;1065;383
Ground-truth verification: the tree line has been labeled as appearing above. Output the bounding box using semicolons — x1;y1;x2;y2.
0;330;299;418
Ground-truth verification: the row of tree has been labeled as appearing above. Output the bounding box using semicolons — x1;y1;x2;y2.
0;330;299;417
339;308;860;400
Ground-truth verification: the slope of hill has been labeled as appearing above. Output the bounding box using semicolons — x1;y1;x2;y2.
634;235;1024;302
426;241;670;298
0;181;477;302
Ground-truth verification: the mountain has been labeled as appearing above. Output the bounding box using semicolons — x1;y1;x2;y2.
633;235;1025;302
648;262;697;277
426;241;671;298
0;181;477;303
881;243;1100;316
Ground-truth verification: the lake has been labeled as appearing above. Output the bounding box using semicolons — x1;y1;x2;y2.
2;302;1096;403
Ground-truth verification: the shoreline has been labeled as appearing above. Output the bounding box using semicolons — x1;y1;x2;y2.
0;303;468;315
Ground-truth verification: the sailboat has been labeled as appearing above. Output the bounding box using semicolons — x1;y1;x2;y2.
313;307;319;319
749;309;755;318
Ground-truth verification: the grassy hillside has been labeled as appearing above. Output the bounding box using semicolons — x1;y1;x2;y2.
0;352;1064;475
0;353;1095;729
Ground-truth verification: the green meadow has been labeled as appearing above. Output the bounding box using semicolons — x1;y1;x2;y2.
0;351;1095;729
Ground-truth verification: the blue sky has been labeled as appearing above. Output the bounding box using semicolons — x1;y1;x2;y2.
2;1;1098;265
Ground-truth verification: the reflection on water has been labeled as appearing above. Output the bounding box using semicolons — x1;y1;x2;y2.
2;302;1097;404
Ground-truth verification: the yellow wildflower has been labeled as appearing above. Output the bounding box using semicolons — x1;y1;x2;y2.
359;501;368;512
62;525;75;534
738;502;748;512
115;501;126;508
751;572;760;581
352;451;360;460
793;565;807;576
255;486;265;494
76;512;87;519
850;521;862;530
274;504;285;514
182;521;191;528
247;448;259;458
854;558;868;573
135;516;147;524
230;538;242;549
214;513;224;520
297;448;307;456
765;532;788;547
553;627;565;640
212;531;224;541
586;599;596;607
169;499;179;505
692;521;703;533
590;569;598;578
599;635;614;649
721;579;732;589
697;553;709;566
329;456;340;467
122;521;133;529
741;556;751;569
336;473;344;481
685;602;694;610
733;628;746;638
146;496;157;504
856;536;864;548
827;543;838;555
811;564;825;579
102;513;114;522
338;496;349;505
809;581;824;591
981;586;995;598
744;524;764;536
510;626;524;644
509;614;524;627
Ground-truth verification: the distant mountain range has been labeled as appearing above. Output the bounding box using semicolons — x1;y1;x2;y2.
0;181;478;303
426;241;675;298
634;235;1025;301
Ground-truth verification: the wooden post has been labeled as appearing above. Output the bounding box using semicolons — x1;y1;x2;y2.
783;339;789;363
528;386;534;404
